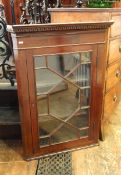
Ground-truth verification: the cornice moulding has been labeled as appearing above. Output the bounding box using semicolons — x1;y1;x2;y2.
8;21;114;34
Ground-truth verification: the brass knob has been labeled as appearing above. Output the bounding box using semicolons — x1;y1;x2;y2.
115;70;121;78
113;95;117;102
119;46;121;52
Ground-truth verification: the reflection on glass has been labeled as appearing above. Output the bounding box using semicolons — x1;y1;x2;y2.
48;53;80;76
35;56;46;68
80;88;90;107
51;124;78;144
34;52;91;147
49;81;79;120
66;64;91;87
40;137;49;147
35;68;62;94
68;109;89;129
80;129;88;138
38;115;61;136
81;52;91;62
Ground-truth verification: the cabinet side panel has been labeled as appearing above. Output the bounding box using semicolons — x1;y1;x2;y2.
14;50;33;157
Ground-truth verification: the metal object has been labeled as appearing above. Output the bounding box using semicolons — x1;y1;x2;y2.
113;95;117;102
115;69;120;78
0;4;16;86
76;0;88;7
37;152;72;175
20;0;51;24
20;0;63;24
0;2;5;19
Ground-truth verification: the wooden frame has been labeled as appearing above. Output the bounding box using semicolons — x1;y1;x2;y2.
9;22;112;159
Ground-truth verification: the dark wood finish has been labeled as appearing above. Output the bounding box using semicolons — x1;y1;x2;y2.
62;0;75;6
14;0;25;24
14;50;34;158
9;22;111;159
2;0;24;24
2;0;12;24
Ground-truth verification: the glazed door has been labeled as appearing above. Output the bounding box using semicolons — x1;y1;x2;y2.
26;45;100;157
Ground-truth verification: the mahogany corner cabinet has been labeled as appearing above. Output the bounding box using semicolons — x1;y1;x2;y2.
9;21;113;159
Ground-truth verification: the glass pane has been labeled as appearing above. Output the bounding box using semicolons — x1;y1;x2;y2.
49;81;80;120
34;52;91;147
35;56;46;68
81;88;90;106
68;109;89;129
51;124;78;144
37;95;48;115
81;52;91;62
66;63;91;87
38;115;61;136
80;129;88;138
40;137;50;147
48;53;80;76
35;68;62;94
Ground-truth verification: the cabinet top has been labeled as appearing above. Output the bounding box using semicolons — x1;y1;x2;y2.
48;8;121;12
8;21;113;34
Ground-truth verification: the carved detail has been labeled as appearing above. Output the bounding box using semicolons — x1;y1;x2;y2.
11;21;114;34
20;0;53;24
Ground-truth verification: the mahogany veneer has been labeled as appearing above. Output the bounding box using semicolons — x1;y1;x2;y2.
9;21;112;159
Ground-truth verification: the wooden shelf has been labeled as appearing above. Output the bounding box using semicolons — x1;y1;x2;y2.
0;107;20;125
0;106;21;139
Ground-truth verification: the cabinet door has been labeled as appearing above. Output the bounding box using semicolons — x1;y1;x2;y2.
24;44;101;158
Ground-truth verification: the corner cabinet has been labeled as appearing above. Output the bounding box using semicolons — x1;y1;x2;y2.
9;22;112;159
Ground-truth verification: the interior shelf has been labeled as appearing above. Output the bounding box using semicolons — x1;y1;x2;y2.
0;107;20;125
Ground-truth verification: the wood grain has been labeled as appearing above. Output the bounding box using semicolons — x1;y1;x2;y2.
106;61;121;92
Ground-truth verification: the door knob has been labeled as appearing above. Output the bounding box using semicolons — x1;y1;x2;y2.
115;70;121;78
